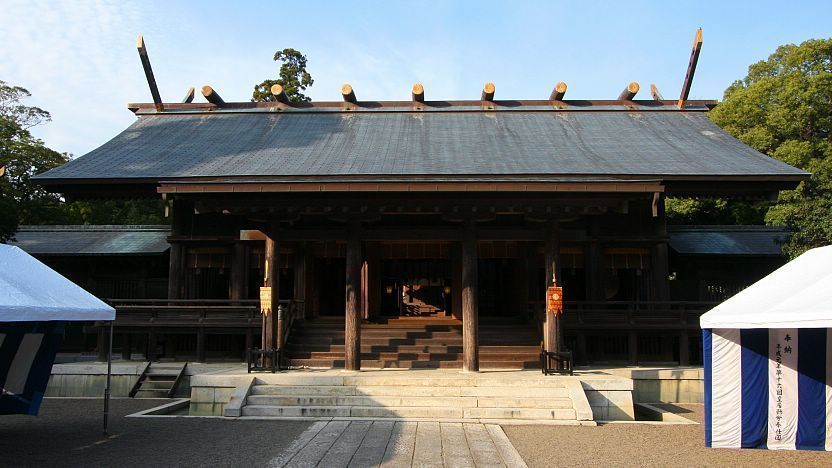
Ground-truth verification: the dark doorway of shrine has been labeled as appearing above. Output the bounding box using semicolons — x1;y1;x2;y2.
381;259;451;318
315;258;345;316
478;259;523;317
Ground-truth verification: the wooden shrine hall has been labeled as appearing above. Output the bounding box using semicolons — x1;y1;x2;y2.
33;34;808;370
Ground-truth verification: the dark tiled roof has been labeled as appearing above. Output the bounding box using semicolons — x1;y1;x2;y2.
35;110;807;183
668;225;788;256
8;225;170;256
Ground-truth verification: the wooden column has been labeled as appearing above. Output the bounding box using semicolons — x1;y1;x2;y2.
230;241;249;300
263;233;279;354
97;327;108;362
121;333;131;361
147;330;157;361
361;259;369;320
168;243;185;299
628;332;638;365
294;244;307;319
576;333;588;365
167;199;192;300
652;194;671;301
345;223;363;371
544;222;561;353
196;328;206;362
305;248;318;318
585;217;604;301
451;243;463;319
461;224;479;372
679;330;690;366
366;243;382;321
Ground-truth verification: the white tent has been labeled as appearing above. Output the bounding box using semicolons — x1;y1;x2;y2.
700;245;832;451
1;244;114;416
700;245;832;329
0;244;114;322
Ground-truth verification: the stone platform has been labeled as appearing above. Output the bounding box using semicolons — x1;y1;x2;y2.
189;368;635;423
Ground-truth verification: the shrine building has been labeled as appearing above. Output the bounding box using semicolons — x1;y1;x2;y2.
34;78;808;371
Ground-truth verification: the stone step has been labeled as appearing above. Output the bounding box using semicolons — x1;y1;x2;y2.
287;359;539;370
245;394;574;409
462;407;577;420
241;405;352;418
250;385;356;396
250;385;570;398
240;405;577;420
287;345;540;353
287;352;540;361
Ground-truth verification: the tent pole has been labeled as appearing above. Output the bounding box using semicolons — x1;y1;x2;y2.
103;321;113;434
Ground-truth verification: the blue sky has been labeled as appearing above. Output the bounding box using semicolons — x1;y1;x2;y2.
1;0;830;157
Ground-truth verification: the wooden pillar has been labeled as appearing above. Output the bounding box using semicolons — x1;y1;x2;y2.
451;243;463;319
544;222;561;353
97;326;108;362
652;194;671;301
461;224;479;372
679;330;690;366
345;223;362;371
585;217;604;301
167;199;193;300
628;332;638;365
168;243;185;299
245;327;253;359
263;234;279;354
230;241;249;300
294;244;307;319
305;248;318;318
147;330;157;361
576;333;588;365
360;259;369;320
196;328;206;362
366;243;382;321
121;333;131;361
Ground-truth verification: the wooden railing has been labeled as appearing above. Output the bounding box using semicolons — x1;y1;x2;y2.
528;300;717;331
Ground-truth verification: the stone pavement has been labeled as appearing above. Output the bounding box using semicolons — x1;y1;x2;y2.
267;420;528;467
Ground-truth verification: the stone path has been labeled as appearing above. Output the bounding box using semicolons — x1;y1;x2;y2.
267;421;528;468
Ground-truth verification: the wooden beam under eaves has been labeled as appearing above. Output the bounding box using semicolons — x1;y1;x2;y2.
182;87;195;103
650;84;664;101
481;82;495;101
678;28;703;109
136;34;164;112
618;82;640;100
271;84;289;103
341;83;357;103
412;83;425;102
549;82;567;101
201;85;224;105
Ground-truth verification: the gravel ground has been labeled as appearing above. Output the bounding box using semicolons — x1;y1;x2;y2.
0;398;312;468
504;404;832;467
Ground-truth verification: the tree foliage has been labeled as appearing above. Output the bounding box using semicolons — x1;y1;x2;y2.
252;48;313;102
670;38;832;258
0;80;165;242
0;81;70;241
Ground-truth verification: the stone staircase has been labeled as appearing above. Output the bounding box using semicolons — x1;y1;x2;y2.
285;317;541;370
240;372;591;423
130;362;187;398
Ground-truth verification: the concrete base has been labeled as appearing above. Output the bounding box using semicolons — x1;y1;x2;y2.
591;367;704;403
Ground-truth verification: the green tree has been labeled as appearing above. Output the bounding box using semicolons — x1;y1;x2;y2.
0;80;166;242
0;81;72;241
707;38;832;258
252;48;313;102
